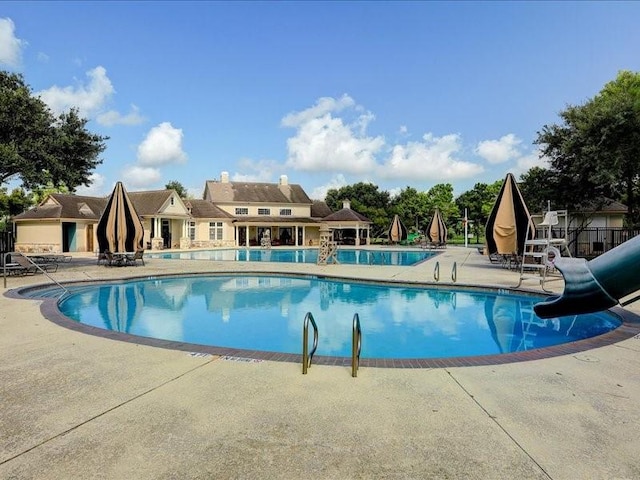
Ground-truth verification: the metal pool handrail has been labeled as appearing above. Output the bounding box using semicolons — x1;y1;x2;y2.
352;313;362;378
433;261;440;281
3;252;69;296
302;312;318;374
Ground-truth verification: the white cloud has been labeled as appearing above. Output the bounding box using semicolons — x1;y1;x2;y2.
231;158;279;182
122;165;162;188
381;133;484;181
137;122;187;166
509;148;550;178
37;52;49;63
0;18;24;68
281;94;355;127
310;174;348;200
75;173;106;196
283;95;384;174
36;66;114;117
97;104;145;126
475;133;522;164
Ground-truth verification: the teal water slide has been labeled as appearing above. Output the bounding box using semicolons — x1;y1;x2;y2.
534;234;640;318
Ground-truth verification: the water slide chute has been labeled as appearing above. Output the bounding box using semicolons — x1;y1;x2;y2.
534;234;640;318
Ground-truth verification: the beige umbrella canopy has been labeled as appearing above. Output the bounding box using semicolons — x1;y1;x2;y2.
426;208;447;246
97;181;145;253
485;173;535;255
387;214;408;244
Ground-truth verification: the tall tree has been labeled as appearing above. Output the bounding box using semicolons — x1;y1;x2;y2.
390;186;430;231
426;183;459;225
518;166;559;213
325;182;391;235
0;71;108;191
165;180;188;198
535;70;640;226
455;180;502;240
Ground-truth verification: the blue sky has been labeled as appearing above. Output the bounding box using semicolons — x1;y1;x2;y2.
2;1;640;200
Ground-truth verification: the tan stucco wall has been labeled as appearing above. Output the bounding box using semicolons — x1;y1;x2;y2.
15;221;61;252
215;203;311;218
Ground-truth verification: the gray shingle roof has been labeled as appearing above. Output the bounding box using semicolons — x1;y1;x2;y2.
205;180;312;204
13;194;107;220
127;190;176;216
311;200;333;218
187;199;233;219
323;207;372;223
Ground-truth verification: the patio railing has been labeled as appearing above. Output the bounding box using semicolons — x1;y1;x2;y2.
535;227;640;259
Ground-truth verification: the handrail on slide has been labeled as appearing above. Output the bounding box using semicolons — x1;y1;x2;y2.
302;312;318;374
352;313;362;378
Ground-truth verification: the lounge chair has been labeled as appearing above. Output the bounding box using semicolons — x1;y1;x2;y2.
3;263;32;276
12;255;42;275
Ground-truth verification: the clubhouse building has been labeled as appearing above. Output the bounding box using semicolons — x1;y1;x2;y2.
12;173;372;253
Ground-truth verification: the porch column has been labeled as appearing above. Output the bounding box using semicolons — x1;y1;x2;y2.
355;225;360;246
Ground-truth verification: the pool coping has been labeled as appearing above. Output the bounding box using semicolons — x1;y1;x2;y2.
6;271;640;369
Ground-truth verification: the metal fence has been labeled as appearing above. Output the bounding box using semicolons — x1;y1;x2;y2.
0;230;15;265
536;227;640;259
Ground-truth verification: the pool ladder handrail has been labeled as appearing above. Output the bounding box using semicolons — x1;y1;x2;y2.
352;313;362;377
302;312;318;374
3;251;69;297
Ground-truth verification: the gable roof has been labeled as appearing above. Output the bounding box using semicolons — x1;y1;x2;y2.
205;180;312;205
127;190;181;216
13;193;107;221
187;199;234;219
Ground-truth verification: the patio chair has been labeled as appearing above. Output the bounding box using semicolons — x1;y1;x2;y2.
126;249;145;266
97;251;108;265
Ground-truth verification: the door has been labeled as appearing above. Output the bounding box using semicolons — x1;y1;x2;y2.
86;224;94;253
62;223;77;252
162;219;171;249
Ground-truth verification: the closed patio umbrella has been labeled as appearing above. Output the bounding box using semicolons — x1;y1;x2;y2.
485;173;535;255
426;208;447;246
97;181;144;254
387;214;408;244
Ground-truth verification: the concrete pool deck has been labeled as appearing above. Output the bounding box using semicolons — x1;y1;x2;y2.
1;246;639;479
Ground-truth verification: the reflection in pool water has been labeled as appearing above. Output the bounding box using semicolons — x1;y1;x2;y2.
57;275;621;359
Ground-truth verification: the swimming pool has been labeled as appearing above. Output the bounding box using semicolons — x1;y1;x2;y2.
49;274;621;362
148;248;436;266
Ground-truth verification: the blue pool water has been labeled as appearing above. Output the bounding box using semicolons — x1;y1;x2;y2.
148;248;436;266
53;275;621;359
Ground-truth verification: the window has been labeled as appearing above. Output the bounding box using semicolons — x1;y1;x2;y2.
280;208;292;216
258;208;270;215
170;197;175;206
235;207;248;215
209;222;223;240
188;221;196;241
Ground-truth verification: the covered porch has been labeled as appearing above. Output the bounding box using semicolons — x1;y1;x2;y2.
233;218;320;247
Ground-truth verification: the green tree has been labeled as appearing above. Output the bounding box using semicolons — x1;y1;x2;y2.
455;180;502;241
518;166;559;213
165;180;188;198
390;186;430;232
0;186;33;230
426;183;459;226
535;70;640;226
325;182;391;235
0;71;108;191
